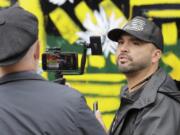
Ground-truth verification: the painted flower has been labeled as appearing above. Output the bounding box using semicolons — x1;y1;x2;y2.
49;0;74;6
77;6;125;57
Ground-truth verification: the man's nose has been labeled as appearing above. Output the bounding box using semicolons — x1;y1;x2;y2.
119;43;129;53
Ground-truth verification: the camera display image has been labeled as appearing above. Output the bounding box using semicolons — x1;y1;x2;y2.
42;52;78;71
41;36;102;76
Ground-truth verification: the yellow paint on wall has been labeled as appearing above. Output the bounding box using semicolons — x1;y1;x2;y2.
130;0;180;6
110;54;116;65
162;22;177;45
65;73;126;82
50;8;80;44
103;114;115;130
146;10;180;18
0;0;10;7
129;1;180;20
162;52;180;80
75;1;95;24
100;0;127;26
87;97;119;113
89;56;105;68
69;82;121;96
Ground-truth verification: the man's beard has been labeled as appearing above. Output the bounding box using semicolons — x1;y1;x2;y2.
117;63;148;74
117;58;151;74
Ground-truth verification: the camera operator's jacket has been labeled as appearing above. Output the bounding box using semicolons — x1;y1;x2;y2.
110;68;180;135
0;71;106;135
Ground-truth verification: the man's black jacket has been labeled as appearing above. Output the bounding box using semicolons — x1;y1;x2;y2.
110;68;180;135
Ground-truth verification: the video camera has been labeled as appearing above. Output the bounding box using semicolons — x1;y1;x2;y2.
42;49;78;72
42;36;102;84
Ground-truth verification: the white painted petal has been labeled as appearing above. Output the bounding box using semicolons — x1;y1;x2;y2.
49;0;66;5
76;6;125;57
69;0;74;3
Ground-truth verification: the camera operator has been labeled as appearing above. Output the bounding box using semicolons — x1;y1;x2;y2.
0;4;107;135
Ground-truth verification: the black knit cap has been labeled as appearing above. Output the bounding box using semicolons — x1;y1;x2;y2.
0;3;38;66
108;16;163;51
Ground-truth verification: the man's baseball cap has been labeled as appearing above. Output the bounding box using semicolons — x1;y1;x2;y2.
108;16;163;51
0;3;38;66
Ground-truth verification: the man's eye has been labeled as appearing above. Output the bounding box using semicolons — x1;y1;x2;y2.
133;41;141;45
118;41;123;45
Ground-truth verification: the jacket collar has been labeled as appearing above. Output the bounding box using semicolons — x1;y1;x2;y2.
133;68;167;108
0;71;45;84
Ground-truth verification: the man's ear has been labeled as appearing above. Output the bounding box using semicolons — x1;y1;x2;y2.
34;40;40;60
152;49;162;63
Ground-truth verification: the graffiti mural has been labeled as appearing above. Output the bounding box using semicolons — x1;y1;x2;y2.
1;0;179;128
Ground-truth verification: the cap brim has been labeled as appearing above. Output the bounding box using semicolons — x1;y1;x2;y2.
107;29;126;42
108;28;152;43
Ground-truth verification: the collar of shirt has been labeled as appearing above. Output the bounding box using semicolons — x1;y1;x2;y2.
0;71;45;84
121;86;144;105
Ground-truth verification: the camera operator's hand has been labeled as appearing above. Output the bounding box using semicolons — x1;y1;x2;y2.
95;110;108;134
65;82;71;87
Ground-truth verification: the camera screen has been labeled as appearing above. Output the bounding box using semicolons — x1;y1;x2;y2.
42;52;78;71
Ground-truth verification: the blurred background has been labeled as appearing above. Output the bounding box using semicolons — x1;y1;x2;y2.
1;0;180;129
